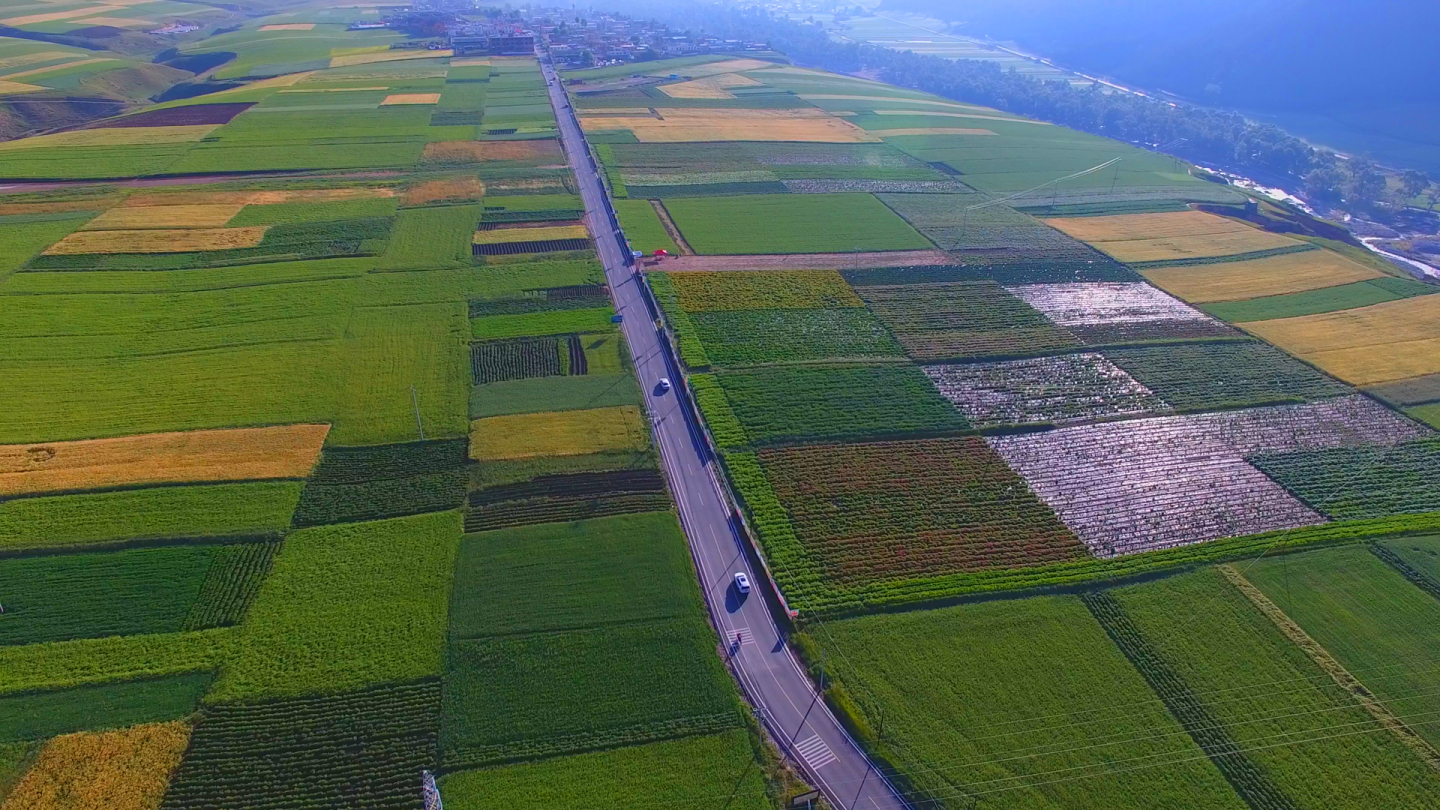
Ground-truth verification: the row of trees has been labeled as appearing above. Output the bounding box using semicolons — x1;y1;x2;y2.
611;1;1430;211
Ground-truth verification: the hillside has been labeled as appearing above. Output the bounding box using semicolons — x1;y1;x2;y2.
881;0;1440;172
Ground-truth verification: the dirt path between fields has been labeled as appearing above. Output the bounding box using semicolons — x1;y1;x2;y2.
645;248;954;271
649;199;693;255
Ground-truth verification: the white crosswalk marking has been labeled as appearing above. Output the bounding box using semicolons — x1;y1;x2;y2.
794;734;838;770
729;627;756;646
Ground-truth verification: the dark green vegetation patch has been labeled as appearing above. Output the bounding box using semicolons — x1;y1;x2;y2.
465;469;669;533
1367;372;1440;407
295;439;471;527
696;363;969;447
857;281;1080;361
0;673;211;743
689;308;903;367
308;439;470;485
1104;341;1352;411
1250;439;1440;520
0;543;271;645
161;681;441;810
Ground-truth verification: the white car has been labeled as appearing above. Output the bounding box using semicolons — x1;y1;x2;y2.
657;377;672;394
734;572;751;594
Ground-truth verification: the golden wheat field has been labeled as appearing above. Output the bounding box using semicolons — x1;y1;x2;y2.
450;57;490;67
42;227;269;255
580;108;879;143
0;50;76;70
869;127;998;137
0;79;42;94
658;72;762;99
71;16;151;26
0;126;220;151
421;139;561;162
0;198;124;216
120;187;392;207
329;49;451;68
1083;230;1301;263
1045;210;1255;242
469;406;647;460
473;224;588;244
402;176;485;206
1;58;115;82
1241;294;1440;385
81;204;246;230
0;424;329;497
1141;250;1383;303
0;722;190;810
680;58;777;78
0;5;116;26
380;92;441;105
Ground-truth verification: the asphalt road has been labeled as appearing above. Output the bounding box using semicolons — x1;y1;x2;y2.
539;57;909;810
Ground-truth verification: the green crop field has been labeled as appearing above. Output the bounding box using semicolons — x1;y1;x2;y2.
209;511;462;703
663;193;933;254
816;596;1247;809
1104;341;1352;411
696;363;969;446
1109;569;1440;809
439;729;770;810
1246;545;1440;750
1202;277;1440;322
688;307;904;367
614;199;680;254
0;674;211;744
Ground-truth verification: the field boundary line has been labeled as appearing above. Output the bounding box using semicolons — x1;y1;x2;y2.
1220;562;1440;772
649;199;693;255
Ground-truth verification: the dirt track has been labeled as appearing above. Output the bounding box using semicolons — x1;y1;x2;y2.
644;248;954;271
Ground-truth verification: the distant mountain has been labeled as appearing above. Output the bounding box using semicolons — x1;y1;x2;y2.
881;0;1439;171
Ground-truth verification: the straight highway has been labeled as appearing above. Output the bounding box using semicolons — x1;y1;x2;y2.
539;55;910;810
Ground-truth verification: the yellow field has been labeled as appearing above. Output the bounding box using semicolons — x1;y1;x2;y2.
122;187;393;206
1;58;114;82
450;57;490;66
0;5;116;26
73;16;150;25
0;80;43;94
658;72;761;99
402;176;485;206
0;198;122;215
329;49;451;68
0;51;76;71
278;86;388;93
1141;250;1383;303
81;203;245;230
259;22;313;30
871;127;996;137
1241;294;1440;385
682;58;777;78
42;227;268;255
671;270;862;311
473;224;588;245
0;125;219;151
381;92;440;105
1098;231;1304;262
0;424;329;497
1045;210;1254;242
580;108;879;144
422;139;560;162
0;721;190;810
799;95;992;111
871;109;1040;124
209;71;315;94
1046;211;1302;262
470;406;647;460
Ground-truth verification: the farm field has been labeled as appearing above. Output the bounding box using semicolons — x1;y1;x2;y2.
8;12;1440;810
0;29;788;810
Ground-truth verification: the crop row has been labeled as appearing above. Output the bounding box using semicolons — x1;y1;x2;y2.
646;272;711;369
292;469;469;527
464;493;675;533
161;681;440;810
469;469;666;506
1082;591;1297;810
840;261;1140;287
700;364;969;447
665;270;861;313
1105;342;1352;412
1250;438;1440;520
924;353;1168;428
690;308;903;367
182;542;280;630
467;287;610;318
857;281;1081;361
1062;318;1241;345
472;238;591;256
471;336;563;383
988;396;1426;555
308;439;469;485
757;438;1087;588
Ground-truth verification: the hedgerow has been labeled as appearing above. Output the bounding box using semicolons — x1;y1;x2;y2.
161;681;441;810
